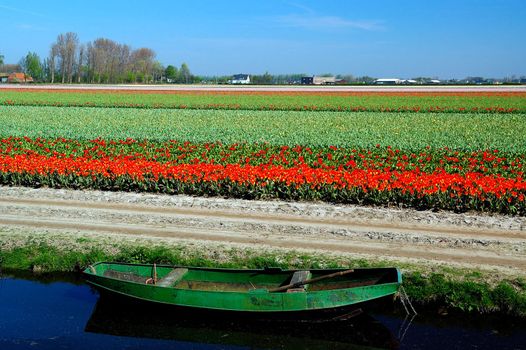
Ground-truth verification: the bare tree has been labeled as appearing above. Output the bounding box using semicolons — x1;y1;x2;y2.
0;64;21;74
46;32;181;84
84;37;157;84
55;33;67;83
77;44;85;83
65;32;79;83
49;44;59;83
132;48;155;83
52;32;79;83
180;63;191;84
118;44;131;82
87;38;120;83
152;61;164;83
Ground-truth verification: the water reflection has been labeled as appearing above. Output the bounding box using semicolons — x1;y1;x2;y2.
85;296;400;349
2;272;526;350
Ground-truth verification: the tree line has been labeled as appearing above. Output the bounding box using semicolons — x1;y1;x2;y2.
0;32;195;84
3;40;525;85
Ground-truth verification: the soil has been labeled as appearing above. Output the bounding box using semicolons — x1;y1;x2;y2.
1;186;524;276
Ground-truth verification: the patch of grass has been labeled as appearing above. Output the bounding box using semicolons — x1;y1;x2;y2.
0;243;108;272
464;271;483;279
403;272;526;316
515;277;526;289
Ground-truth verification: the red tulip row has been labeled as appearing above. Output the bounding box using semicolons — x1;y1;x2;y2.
2;137;524;178
1;150;524;214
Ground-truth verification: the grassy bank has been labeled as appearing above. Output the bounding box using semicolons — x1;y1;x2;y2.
1;231;524;317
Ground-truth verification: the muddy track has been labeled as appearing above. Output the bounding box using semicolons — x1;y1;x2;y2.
1;187;525;273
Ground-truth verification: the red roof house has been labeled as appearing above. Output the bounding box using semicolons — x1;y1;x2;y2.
7;72;33;83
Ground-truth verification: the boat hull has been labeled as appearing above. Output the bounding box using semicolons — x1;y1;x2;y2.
83;262;401;316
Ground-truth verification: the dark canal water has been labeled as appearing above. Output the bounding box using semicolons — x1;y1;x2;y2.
0;272;525;350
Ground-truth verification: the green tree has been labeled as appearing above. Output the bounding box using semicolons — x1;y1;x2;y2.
180;63;191;84
165;65;178;82
356;76;376;84
23;52;43;81
152;61;164;83
0;53;4;66
252;71;273;84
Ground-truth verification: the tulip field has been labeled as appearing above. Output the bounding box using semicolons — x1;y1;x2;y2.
1;88;525;214
1;88;525;113
2;106;525;150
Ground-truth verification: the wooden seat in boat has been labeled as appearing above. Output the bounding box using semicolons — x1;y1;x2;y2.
103;269;145;283
157;268;188;287
287;270;311;292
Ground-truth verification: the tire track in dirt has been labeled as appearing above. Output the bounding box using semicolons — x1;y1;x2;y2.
0;197;523;241
0;190;524;272
0;214;524;270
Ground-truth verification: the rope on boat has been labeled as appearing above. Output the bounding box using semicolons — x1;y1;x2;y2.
398;313;417;343
399;285;417;315
397;285;417;343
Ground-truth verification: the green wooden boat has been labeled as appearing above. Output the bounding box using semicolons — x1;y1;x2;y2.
83;262;401;317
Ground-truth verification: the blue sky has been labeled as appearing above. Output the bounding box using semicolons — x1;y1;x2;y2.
1;0;525;78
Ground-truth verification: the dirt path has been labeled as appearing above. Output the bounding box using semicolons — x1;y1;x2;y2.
1;186;525;274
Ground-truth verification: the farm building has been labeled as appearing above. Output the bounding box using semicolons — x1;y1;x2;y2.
229;74;250;84
301;76;314;85
0;73;8;83
375;78;402;85
7;72;33;83
301;76;336;85
314;76;336;85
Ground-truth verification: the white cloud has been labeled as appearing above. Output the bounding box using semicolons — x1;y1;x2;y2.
0;4;45;17
286;2;316;15
15;23;46;31
275;13;384;31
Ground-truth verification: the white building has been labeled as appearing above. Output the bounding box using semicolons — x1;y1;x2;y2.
313;76;336;85
375;78;403;85
229;74;250;84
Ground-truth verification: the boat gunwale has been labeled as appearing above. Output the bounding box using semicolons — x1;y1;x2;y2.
83;262;401;295
86;261;401;277
86;261;385;274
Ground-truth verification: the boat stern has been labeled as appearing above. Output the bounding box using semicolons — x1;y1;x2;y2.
396;268;403;285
